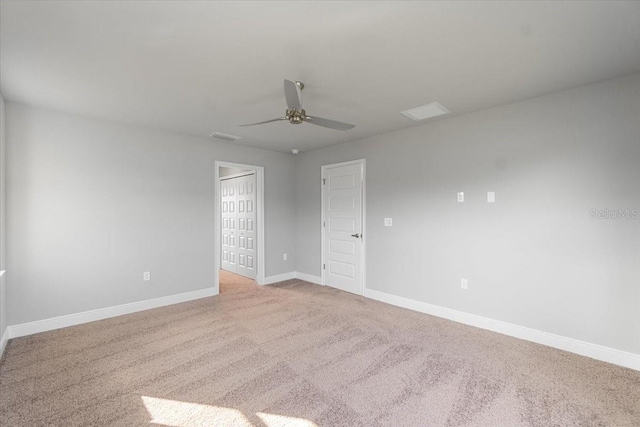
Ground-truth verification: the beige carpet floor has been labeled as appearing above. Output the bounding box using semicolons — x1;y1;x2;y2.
1;277;639;426
219;269;257;294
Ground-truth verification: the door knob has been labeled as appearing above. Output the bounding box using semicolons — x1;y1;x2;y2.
351;233;361;238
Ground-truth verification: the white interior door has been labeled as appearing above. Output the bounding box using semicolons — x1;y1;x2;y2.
322;161;364;294
235;174;256;279
221;178;237;273
221;173;256;280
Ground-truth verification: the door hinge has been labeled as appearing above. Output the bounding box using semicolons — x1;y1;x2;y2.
323;221;325;227
322;178;326;185
323;264;326;270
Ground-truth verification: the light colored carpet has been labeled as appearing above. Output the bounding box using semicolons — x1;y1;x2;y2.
219;269;257;294
1;278;639;426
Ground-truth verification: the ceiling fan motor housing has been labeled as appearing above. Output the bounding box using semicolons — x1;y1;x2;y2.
287;108;306;124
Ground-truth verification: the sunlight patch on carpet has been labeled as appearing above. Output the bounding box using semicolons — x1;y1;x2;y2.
142;396;252;426
142;396;318;427
257;412;319;427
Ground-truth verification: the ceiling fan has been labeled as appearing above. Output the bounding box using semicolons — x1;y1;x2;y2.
240;80;355;131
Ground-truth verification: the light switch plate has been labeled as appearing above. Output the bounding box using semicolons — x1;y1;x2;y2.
384;218;393;227
487;191;495;203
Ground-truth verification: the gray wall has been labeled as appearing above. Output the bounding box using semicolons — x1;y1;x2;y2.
0;95;6;340
295;73;640;355
6;103;295;325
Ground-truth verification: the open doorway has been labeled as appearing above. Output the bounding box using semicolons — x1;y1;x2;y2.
215;161;265;294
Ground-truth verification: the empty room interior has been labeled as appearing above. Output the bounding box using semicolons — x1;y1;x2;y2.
1;1;639;426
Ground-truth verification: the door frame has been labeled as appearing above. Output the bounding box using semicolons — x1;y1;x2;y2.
214;161;265;292
320;159;366;295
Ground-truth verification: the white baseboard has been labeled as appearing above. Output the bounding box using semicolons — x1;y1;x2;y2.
296;272;323;285
262;272;297;285
364;288;640;372
0;328;8;357
7;287;217;340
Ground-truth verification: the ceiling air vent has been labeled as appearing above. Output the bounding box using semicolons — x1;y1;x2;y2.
401;102;449;121
209;132;242;142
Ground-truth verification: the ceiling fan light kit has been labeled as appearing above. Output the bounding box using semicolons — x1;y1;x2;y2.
240;80;355;131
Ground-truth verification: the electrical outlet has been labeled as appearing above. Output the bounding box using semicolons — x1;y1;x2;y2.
384;218;393;227
461;278;468;289
283;253;288;261
457;192;464;202
143;272;151;281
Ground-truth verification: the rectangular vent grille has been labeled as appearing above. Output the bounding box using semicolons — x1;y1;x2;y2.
401;102;449;121
209;132;242;142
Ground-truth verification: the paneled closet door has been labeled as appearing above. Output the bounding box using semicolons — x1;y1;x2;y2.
221;178;237;273
220;173;256;280
235;174;256;279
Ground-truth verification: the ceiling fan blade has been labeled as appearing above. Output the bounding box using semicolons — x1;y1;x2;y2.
304;115;355;131
283;79;302;110
239;117;287;127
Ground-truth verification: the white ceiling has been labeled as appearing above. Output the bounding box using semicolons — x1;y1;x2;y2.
2;1;639;153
